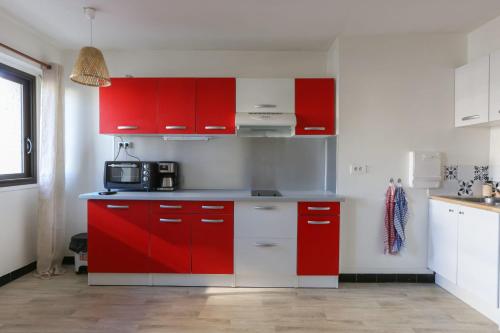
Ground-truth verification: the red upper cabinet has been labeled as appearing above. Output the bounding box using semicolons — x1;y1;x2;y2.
191;214;234;274
295;78;335;135
297;214;340;275
87;200;150;273
100;78;158;134
157;78;196;134
196;78;236;134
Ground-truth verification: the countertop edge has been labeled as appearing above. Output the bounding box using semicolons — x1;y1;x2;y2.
429;195;500;213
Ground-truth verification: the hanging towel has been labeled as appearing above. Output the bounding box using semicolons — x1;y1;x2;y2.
384;184;396;254
392;186;408;253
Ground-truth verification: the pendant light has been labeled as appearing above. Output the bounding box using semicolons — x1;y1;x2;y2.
70;7;111;87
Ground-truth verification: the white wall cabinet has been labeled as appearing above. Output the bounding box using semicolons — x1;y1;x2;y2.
489;50;500;122
457;206;500;307
455;55;490;127
236;78;294;114
428;199;459;283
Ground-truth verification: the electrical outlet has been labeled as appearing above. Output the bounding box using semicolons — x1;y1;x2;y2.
118;141;132;149
350;164;368;175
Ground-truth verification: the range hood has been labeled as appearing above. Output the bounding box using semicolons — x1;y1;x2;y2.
235;78;296;137
235;112;296;137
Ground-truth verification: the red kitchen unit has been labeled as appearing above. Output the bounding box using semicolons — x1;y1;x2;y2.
295;78;335;136
88;200;150;273
191;214;234;274
150;213;192;273
99;78;158;134
157;78;197;134
196;78;236;134
297;202;340;276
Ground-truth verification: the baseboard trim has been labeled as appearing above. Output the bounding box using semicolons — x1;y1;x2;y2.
0;261;37;287
339;273;435;283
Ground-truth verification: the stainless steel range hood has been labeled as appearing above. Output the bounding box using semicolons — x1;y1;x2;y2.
235;78;296;137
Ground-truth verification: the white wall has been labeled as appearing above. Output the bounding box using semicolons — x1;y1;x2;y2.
62;49;329;251
336;34;490;273
0;9;61;276
467;16;500;180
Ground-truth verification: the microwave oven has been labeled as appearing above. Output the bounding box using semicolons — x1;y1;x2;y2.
103;161;158;191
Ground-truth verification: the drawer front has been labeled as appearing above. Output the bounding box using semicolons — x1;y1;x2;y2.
298;201;340;216
152;201;197;214
297;215;340;275
235;202;297;238
235;237;297;277
191;214;234;274
193;201;234;215
150;213;192;273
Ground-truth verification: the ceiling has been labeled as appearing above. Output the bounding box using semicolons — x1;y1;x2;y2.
2;0;500;51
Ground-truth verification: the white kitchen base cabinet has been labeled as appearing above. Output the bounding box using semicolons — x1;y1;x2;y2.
428;198;500;327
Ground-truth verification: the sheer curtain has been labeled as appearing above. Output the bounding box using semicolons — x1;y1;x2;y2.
36;63;65;277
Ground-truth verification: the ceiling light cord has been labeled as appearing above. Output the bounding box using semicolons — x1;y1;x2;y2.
90;18;93;46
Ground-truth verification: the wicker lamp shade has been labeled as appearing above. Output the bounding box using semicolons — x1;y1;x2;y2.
70;46;111;87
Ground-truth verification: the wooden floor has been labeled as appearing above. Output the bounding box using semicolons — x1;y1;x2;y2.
0;271;498;333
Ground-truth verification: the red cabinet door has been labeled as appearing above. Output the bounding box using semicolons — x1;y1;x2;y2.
88;200;150;273
191;214;234;274
196;78;236;134
297;215;339;275
150;213;191;273
295;78;335;135
99;78;158;134
157;78;196;134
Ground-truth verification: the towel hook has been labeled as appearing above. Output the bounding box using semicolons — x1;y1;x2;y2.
389;178;394;184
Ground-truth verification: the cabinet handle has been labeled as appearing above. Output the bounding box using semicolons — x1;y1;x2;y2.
201;205;224;210
461;115;480;121
26;137;33;154
204;126;226;130
255;242;277;247
253;206;275;210
307;220;331;225
159;205;183;209
201;219;224;223
308;206;331;211
159;218;181;223
165;126;187;130
304;127;326;131
117;125;138;130
254;104;277;109
106;205;129;209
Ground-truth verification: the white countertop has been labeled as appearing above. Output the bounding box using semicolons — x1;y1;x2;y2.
79;189;345;202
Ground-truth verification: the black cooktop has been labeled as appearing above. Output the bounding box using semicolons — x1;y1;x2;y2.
251;189;282;197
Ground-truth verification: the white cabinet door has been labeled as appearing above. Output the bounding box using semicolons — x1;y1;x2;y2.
489;50;500;122
428;199;459;283
457;206;499;307
236;79;294;114
455;56;489;127
235;201;297;238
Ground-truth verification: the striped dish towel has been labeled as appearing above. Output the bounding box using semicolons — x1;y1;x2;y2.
392;186;408;253
384;184;396;254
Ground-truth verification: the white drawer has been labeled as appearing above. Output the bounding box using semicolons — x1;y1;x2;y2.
235;201;297;238
235;237;296;279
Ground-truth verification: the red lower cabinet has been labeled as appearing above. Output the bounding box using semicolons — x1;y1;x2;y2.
150;213;191;273
297;214;340;275
88;200;150;273
191;214;234;274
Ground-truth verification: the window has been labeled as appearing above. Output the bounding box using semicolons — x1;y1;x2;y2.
0;63;36;187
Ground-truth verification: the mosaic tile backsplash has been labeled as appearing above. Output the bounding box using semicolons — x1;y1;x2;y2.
440;165;498;197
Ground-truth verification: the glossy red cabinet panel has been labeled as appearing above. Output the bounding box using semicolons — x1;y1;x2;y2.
150;213;191;273
157;78;196;134
298;202;340;216
297;215;340;275
100;78;158;134
192;201;234;215
191;214;234;274
151;201;198;214
88;200;150;273
196;78;236;134
295;78;335;135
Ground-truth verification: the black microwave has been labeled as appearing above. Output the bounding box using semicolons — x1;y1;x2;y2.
104;161;158;191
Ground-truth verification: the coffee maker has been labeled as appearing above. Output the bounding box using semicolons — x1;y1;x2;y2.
156;162;179;191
